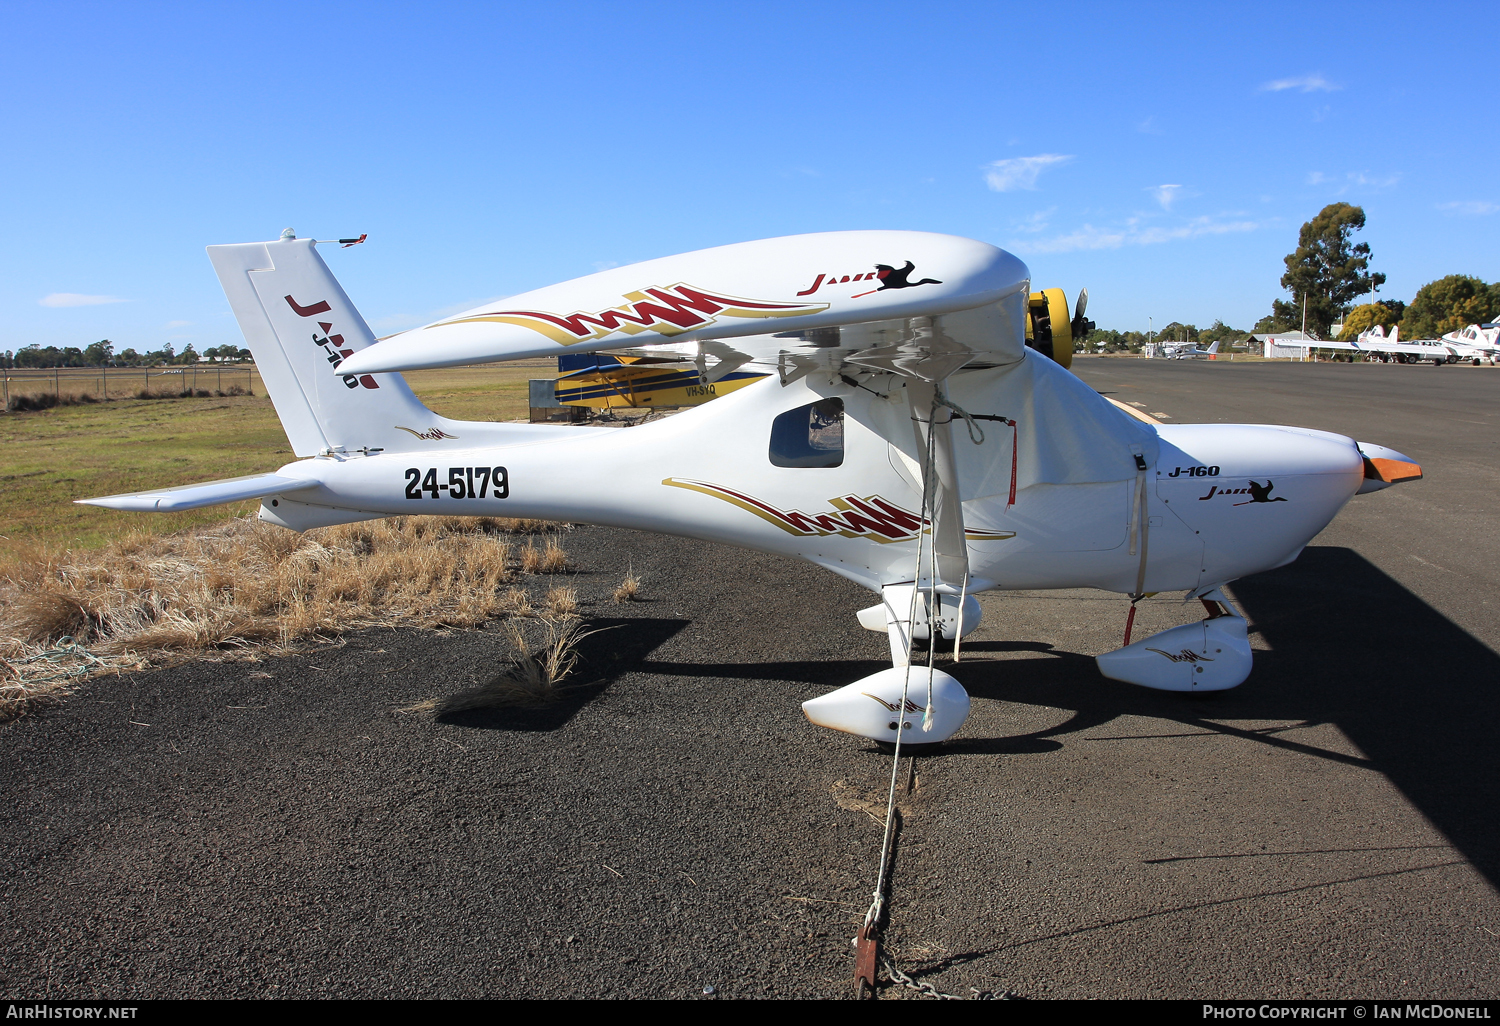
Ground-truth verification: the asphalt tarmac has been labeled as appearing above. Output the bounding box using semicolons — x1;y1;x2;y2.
2;358;1497;1000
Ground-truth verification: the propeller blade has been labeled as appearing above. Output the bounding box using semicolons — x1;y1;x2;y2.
1070;288;1094;342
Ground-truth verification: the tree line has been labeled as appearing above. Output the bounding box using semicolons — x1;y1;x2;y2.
1089;203;1500;350
1253;202;1500;341
1;340;251;369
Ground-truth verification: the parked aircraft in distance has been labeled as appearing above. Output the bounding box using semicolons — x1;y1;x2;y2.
1438;323;1500;365
1157;339;1220;359
1309;325;1460;365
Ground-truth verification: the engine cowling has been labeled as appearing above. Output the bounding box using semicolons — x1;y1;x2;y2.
1024;287;1093;369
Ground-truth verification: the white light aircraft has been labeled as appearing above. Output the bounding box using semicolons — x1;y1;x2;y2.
1315;324;1457;365
1158;339;1221;359
1439;322;1500;365
81;230;1424;746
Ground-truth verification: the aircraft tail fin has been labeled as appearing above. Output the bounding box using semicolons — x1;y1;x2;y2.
1206;340;1221;354
207;236;439;457
1389;325;1399;344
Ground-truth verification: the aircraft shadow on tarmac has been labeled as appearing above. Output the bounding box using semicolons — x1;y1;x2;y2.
1229;546;1500;890
951;547;1500;889
631;547;1500;891
434;617;689;732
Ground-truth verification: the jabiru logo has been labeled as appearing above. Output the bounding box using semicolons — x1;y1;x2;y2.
797;261;944;298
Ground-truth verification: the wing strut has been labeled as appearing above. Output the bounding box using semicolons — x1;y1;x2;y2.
852;376;972;997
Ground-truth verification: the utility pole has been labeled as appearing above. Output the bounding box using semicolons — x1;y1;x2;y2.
1300;294;1310;361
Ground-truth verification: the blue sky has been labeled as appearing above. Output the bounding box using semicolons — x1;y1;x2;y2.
3;0;1495;353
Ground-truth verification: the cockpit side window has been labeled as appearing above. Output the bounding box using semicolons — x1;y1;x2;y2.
769;398;844;468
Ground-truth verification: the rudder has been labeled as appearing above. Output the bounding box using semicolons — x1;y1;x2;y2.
207;235;437;457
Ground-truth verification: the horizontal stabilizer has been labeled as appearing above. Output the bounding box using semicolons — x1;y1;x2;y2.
77;473;315;512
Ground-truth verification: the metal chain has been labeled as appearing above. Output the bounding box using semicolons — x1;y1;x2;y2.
880;955;964;1000
880;954;1014;1000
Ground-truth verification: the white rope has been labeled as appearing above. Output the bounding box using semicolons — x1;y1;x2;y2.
933;388;985;446
923;445;939;733
953;571;969;664
863;390;940;940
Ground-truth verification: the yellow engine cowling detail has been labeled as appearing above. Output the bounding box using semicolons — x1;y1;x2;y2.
1024;288;1074;370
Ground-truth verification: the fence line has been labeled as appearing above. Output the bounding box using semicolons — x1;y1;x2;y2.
1;365;262;408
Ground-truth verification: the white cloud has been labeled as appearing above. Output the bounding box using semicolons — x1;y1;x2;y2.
1150;184;1183;210
983;154;1073;192
1013;208;1055;234
1136;115;1163;135
1010;215;1258;255
39;293;125;308
1308;170;1400;192
1438;201;1500;216
1260;73;1340;93
1013;225;1125;253
165;319;192;328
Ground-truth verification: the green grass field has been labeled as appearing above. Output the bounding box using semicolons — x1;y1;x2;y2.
0;361;555;554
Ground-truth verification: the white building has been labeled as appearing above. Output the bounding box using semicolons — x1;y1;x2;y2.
1250;331;1316;359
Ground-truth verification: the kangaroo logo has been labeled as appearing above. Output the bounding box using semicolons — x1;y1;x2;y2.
851;261;943;298
1234;480;1288;506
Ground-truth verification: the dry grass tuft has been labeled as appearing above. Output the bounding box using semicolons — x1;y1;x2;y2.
0;514;581;723
545;586;578;616
519;543;544;574
503;586;533;617
518;536;571;575
11;591;103;644
434;618;595;713
540;538;569;573
612;573;641;604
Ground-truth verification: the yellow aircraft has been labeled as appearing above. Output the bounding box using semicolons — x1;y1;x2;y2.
553;352;766;410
